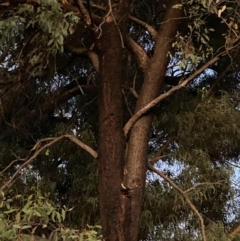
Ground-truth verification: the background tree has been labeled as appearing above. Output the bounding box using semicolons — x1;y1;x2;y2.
0;0;240;240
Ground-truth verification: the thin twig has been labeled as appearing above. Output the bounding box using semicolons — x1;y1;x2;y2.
148;163;206;241
76;0;92;26
123;35;240;137
82;1;157;39
1;137;62;191
149;154;171;164
123;55;221;137
207;63;231;94
96;0;112;38
129;71;139;98
79;95;98;112
129;87;139;99
184;181;224;193
1;135;98;191
109;4;124;48
122;89;133;116
129;15;157;39
150;137;172;165
225;161;240;169
70;73;85;95
0;158;25;176
64;134;97;158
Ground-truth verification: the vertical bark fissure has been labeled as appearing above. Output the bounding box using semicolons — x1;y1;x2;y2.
123;1;183;240
98;23;125;240
97;1;130;240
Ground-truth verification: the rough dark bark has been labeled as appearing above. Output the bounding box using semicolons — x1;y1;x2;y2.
97;24;125;241
96;1;182;241
96;1;130;240
123;1;183;240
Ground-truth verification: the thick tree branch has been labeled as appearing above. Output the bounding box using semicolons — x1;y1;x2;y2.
128;15;158;39
0;79;97;143
123;35;240;136
125;36;150;69
124;55;220;137
65;44;99;72
65;134;98;158
123;4;184;240
41;80;98;114
76;0;92;26
147;163;206;241
228;225;240;241
1;134;97;191
81;1;157;39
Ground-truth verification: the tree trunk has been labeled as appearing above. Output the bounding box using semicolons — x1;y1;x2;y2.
97;1;130;240
123;1;183;240
97;23;125;240
97;0;182;241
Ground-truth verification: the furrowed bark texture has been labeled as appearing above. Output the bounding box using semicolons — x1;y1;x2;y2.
98;24;125;240
97;1;130;240
123;1;183;240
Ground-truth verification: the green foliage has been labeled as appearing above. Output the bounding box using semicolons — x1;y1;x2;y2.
0;0;78;52
142;91;240;239
0;191;102;241
1;0;240;240
157;91;240;162
171;0;240;68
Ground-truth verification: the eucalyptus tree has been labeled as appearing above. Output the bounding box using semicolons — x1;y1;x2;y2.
1;0;240;241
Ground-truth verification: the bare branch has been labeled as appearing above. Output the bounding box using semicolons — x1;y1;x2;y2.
65;44;99;72
41;83;98;114
1;137;62;191
0;2;10;6
148;163;206;241
88;51;99;72
0;158;25;176
184;181;224;193
1;135;97;191
129;87;139;99
123;35;240;136
64;134;98;159
225;161;240;169
125;36;150;69
95;0;113;39
207;63;231;94
81;1;157;39
129;72;139;98
150;137;173;165
129;15;157;39
124;55;220;137
76;0;92;26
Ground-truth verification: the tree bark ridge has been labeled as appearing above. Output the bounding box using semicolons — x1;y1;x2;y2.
97;1;130;239
123;1;183;240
